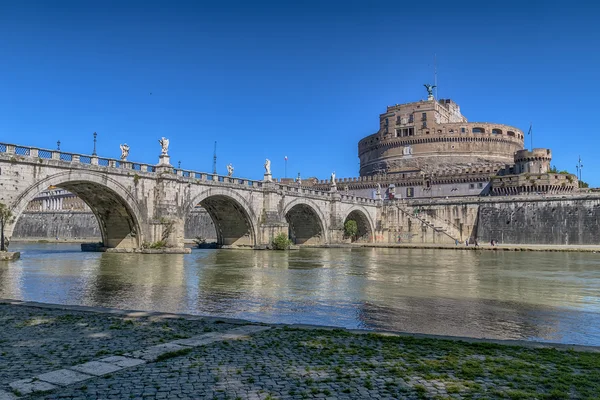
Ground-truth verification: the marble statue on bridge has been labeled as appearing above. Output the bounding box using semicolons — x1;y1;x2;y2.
119;144;130;161
159;137;169;155
264;159;271;175
227;163;234;177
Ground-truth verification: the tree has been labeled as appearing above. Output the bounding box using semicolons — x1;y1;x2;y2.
344;220;358;241
0;202;15;251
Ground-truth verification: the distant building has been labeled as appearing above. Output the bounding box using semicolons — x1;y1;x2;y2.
26;188;89;212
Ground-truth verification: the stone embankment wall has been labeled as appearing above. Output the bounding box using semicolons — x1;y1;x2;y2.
184;209;217;241
13;209;217;242
12;212;102;240
390;195;600;246
476;197;600;245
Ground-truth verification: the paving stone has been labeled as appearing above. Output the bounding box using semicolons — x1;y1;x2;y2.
126;343;190;361
171;333;222;347
0;389;18;400
226;325;271;335
100;356;147;368
9;378;57;395
36;369;93;386
69;361;123;376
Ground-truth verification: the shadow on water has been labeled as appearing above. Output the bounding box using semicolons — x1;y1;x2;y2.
2;244;600;345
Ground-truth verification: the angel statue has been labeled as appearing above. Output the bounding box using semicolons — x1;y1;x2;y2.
158;137;169;155
264;158;271;175
227;163;234;177
376;182;382;196
331;171;336;184
119;143;130;161
424;83;436;97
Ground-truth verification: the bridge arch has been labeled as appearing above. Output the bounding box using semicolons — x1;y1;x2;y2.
282;198;328;245
8;171;144;249
343;206;375;243
185;187;258;247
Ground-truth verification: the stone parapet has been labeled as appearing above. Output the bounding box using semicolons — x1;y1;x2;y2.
491;173;578;196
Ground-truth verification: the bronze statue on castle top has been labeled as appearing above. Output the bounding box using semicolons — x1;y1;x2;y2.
424;84;436;97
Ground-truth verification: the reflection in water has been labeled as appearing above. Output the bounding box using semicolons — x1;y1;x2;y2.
2;243;600;346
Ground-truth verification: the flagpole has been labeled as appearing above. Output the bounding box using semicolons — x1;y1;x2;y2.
284;156;288;178
529;123;533;151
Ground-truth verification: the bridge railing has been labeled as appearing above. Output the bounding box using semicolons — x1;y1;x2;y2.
275;182;377;204
172;169;264;188
0;142;378;202
0;142;162;174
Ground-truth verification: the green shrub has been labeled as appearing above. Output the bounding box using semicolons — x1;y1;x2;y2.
272;233;292;250
344;220;358;240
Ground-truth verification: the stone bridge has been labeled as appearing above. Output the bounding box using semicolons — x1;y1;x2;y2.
0;143;379;251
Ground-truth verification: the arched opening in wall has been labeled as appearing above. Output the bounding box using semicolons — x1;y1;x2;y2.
492;128;502;135
507;131;516;137
472;127;485;133
12;181;140;249
184;205;217;246
12;187;102;243
285;204;324;245
344;210;373;243
194;195;255;247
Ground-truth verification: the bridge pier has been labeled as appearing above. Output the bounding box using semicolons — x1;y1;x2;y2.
259;181;289;247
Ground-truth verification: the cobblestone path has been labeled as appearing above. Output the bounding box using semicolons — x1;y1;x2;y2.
1;302;599;399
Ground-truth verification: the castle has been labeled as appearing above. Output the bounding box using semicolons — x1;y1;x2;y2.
305;88;578;198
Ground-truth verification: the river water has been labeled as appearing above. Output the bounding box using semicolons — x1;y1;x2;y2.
1;243;599;346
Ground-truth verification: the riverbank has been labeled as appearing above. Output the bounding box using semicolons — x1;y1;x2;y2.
12;239;600;253
355;242;600;253
0;300;598;399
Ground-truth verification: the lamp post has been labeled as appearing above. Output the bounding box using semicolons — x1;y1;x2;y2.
92;132;97;156
576;156;583;187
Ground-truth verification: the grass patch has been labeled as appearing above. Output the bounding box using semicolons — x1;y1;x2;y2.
155;348;193;362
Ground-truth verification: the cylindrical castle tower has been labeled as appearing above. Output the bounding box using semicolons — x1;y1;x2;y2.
358;97;524;176
514;148;552;174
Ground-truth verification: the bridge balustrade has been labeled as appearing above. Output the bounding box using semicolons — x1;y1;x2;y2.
1;142;377;206
59;153;72;162
15;146;30;156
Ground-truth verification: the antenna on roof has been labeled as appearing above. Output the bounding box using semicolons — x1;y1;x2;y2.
434;54;438;99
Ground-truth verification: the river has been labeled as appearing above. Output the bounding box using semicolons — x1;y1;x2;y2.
1;243;599;346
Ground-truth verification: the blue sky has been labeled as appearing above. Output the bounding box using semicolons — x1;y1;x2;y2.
0;0;598;184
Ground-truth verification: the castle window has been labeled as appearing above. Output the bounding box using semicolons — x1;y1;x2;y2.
407;187;414;197
421;112;427;121
461;127;466;133
492;128;502;135
478;183;483;188
507;131;515;137
408;114;414;123
385;118;389;126
469;184;475;189
437;129;442;133
472;127;485;133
